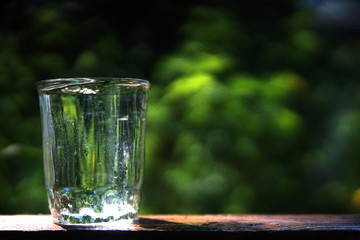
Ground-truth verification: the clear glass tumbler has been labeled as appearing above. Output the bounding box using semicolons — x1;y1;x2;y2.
37;78;150;227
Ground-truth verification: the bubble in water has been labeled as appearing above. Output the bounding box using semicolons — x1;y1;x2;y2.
118;115;128;121
103;189;119;205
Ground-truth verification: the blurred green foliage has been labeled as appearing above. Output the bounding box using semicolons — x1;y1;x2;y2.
1;0;360;214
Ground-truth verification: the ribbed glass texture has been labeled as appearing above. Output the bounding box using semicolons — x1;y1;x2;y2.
37;78;149;227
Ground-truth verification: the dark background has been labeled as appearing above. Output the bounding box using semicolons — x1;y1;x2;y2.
1;0;360;214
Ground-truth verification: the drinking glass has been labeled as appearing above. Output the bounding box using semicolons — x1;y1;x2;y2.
37;78;149;227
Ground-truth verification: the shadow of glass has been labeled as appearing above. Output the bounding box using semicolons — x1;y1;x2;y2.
136;217;211;231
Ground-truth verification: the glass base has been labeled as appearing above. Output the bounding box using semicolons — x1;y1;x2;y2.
55;217;138;230
48;186;140;227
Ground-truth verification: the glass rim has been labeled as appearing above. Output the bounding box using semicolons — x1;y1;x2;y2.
36;77;150;92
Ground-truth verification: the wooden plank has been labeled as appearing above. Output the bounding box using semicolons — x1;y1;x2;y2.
1;214;360;231
140;214;360;231
1;215;360;239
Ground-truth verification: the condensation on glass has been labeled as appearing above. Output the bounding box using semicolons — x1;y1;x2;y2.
37;78;149;227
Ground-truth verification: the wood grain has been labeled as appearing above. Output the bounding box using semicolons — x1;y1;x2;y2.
1;214;360;231
1;215;360;239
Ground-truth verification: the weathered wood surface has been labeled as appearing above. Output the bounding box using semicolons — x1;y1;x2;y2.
1;214;360;239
